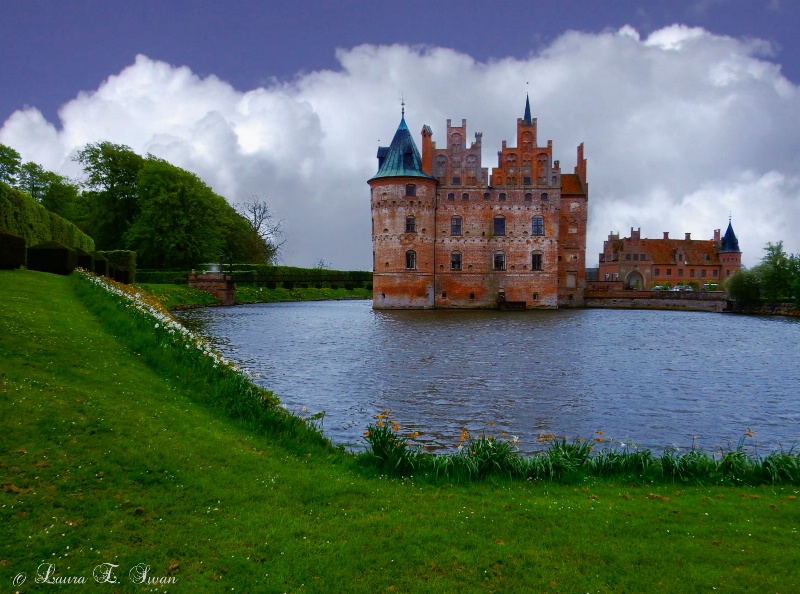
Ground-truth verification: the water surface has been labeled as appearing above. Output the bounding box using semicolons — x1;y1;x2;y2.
176;302;800;454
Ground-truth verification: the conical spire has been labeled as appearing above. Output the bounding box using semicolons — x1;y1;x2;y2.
523;94;532;125
371;107;435;181
720;218;740;253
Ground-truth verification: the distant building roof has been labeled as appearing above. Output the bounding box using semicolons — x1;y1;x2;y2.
371;116;435;181
637;238;720;266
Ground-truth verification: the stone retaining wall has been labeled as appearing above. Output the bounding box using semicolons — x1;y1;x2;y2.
188;273;236;306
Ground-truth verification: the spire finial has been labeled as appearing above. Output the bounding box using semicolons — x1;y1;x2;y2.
400;93;405;119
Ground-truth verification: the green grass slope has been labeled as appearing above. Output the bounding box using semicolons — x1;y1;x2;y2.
1;270;798;592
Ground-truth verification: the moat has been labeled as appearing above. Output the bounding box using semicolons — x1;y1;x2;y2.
176;302;800;454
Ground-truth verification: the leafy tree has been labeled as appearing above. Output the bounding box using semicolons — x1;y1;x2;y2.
124;157;226;268
755;241;796;302
234;194;284;264
725;268;762;307
0;144;21;185
74;141;144;249
16;162;80;220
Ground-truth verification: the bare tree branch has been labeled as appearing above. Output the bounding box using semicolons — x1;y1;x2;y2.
235;194;285;264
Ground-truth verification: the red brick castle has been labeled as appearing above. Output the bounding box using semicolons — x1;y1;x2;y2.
369;98;588;309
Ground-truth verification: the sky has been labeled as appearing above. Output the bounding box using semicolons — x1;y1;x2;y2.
2;0;799;269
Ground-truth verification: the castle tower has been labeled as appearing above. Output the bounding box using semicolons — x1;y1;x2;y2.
719;218;741;282
369;109;438;308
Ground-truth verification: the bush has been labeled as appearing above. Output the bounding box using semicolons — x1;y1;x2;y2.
330;283;339;290
98;250;136;284
92;253;108;276
0;232;26;269
344;282;355;291
27;241;77;275
365;284;373;291
74;248;94;272
265;280;277;290
283;280;295;290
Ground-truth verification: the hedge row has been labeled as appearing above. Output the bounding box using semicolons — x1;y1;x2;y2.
0;182;94;253
226;265;372;284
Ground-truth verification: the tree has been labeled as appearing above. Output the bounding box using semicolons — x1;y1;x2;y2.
756;241;795;302
725;268;761;307
0;144;21;186
124;157;228;268
234;195;284;264
74;141;144;249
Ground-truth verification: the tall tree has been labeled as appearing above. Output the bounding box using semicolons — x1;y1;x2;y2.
125;157;226;268
74;141;144;249
0;144;21;186
235;194;284;264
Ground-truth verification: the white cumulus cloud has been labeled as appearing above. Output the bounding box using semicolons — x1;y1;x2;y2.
2;25;799;268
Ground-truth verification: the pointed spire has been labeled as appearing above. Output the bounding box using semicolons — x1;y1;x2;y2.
371;109;435;181
523;93;532;125
720;217;740;253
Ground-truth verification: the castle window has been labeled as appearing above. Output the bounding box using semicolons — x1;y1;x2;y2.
523;177;532;185
405;216;416;233
533;292;539;300
450;252;462;271
442;291;447;298
499;193;506;201
633;254;639;261
493;216;506;236
626;254;631;260
483;192;491;200
450;216;462;236
654;268;660;275
462;192;469;201
493;253;506;271
701;269;707;277
678;269;684;277
532;217;544;236
690;269;695;277
405;184;416;196
447;193;455;201
403;152;414;168
405;251;416;270
469;292;475;300
541;192;548;200
525;193;532;201
531;253;543;271
713;270;718;277
667;269;672;276
452;177;461;185
640;254;646;260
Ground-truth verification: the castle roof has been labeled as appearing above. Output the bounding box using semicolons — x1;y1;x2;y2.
371;115;435;181
720;220;741;253
640;239;720;266
561;173;586;195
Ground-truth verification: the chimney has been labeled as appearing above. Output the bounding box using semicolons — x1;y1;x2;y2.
685;233;691;240
714;229;721;241
631;227;640;240
663;232;669;240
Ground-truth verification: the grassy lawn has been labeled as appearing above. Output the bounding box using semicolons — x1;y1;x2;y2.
1;270;798;592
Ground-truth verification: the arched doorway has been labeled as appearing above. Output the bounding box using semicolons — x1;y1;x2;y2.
625;270;645;290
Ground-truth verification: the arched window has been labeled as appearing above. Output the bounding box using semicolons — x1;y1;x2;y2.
493;252;506;271
483;192;491;200
462;192;469;201
405;184;416;196
498;193;506;201
525;193;532;201
405;251;417;270
450;251;462;271
493;216;506;236
447;193;455;201
541;192;548;200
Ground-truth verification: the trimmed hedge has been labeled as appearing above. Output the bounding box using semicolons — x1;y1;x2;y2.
92;253;109;277
0;232;26;269
0;182;94;252
136;270;189;284
74;248;94;272
98;250;136;284
222;264;372;284
27;241;77;275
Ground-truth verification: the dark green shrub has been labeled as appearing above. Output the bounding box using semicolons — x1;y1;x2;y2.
0;232;26;269
265;280;277;290
330;283;339;290
297;282;308;288
344;282;355;291
74;248;94;272
283;280;295;290
98;250;136;284
365;284;373;291
27;241;77;275
315;282;323;289
92;253;108;277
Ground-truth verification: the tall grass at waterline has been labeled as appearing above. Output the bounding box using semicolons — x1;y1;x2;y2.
361;420;800;486
2;270;800;592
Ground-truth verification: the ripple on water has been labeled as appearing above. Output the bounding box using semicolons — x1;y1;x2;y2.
176;302;800;454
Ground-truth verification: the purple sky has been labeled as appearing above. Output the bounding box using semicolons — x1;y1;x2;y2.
2;1;799;269
3;0;798;124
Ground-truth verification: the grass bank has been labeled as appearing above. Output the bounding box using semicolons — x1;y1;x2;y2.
137;282;371;309
2;270;799;592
